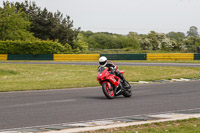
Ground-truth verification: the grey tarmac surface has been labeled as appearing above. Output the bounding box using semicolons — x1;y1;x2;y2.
0;81;200;130
1;61;200;67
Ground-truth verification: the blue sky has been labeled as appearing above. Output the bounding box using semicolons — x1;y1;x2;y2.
1;0;200;34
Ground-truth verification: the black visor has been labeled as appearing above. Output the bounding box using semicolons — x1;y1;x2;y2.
99;61;106;65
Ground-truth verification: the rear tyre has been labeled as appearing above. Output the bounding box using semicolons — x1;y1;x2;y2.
123;81;132;97
102;82;114;99
123;89;132;97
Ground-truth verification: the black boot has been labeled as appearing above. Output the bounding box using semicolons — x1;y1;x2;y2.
116;71;127;86
119;74;126;87
122;79;127;87
120;76;129;89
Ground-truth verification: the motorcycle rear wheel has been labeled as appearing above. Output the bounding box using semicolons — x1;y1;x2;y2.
102;82;114;99
123;81;132;97
123;89;132;97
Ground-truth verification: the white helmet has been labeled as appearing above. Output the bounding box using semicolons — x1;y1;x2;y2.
99;56;107;67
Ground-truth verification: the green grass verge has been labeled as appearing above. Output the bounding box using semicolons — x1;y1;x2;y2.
85;118;200;133
0;69;19;76
1;63;200;92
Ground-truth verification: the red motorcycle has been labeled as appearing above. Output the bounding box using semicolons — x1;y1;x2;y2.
97;66;132;99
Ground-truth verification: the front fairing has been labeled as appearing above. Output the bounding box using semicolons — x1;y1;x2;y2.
97;66;120;87
97;67;109;81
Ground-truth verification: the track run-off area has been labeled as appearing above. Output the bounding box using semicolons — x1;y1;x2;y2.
0;61;200;132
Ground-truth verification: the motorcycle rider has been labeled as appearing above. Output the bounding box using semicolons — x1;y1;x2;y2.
98;56;127;86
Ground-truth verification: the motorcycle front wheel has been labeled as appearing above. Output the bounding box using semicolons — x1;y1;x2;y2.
102;82;114;99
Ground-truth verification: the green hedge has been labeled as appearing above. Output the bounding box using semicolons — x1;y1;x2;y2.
0;40;65;54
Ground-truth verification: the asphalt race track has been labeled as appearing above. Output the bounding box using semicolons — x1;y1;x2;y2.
2;61;200;67
0;81;200;130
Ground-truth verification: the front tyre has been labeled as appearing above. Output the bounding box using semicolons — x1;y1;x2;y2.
102;82;114;99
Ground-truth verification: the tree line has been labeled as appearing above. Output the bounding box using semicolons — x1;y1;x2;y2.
0;0;80;53
0;0;200;53
81;26;200;53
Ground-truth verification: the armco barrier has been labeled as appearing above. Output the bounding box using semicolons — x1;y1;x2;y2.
54;54;100;61
100;54;147;60
0;54;7;60
1;53;200;61
7;54;53;60
147;53;194;61
194;54;200;60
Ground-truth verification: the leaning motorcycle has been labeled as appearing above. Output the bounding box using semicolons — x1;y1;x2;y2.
97;66;132;99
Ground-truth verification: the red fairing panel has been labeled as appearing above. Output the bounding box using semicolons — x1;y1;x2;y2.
107;75;120;87
120;71;125;75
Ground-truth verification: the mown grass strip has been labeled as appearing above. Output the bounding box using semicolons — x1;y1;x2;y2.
1;64;200;92
85;118;200;133
0;69;19;76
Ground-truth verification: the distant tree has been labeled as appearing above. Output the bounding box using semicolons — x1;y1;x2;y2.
88;33;116;49
167;32;185;42
58;16;80;47
0;2;35;41
87;32;140;49
127;32;139;39
81;30;94;38
147;31;161;50
73;33;88;51
140;37;152;50
187;26;199;37
183;36;200;46
122;35;140;49
140;31;182;51
13;0;80;47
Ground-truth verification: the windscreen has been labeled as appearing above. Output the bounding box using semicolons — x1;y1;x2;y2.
98;66;106;73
